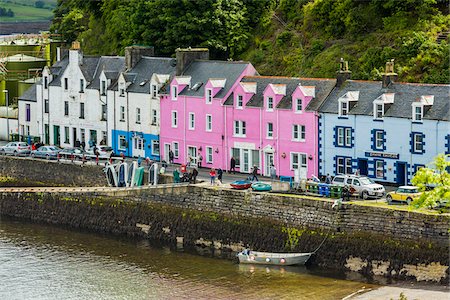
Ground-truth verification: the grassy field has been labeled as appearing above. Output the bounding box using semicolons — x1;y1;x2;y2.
0;0;55;22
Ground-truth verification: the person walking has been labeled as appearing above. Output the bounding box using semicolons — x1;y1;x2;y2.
342;185;350;201
137;155;143;167
325;173;332;184
192;167;199;184
217;168;223;184
230;156;236;174
173;168;180;183
169;150;174;164
251;165;259;181
198;154;203;168
270;164;276;180
209;168;216;185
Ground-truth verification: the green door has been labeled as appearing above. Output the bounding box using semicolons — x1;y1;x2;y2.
53;125;60;146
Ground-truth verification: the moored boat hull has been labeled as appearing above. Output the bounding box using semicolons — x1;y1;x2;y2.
237;250;312;266
230;180;252;190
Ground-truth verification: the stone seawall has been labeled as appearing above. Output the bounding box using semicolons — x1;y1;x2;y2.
0;184;448;283
0;156;105;187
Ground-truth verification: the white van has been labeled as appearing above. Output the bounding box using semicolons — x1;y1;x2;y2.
332;175;385;199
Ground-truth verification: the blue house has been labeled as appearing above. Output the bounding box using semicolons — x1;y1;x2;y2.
107;46;175;159
318;60;449;185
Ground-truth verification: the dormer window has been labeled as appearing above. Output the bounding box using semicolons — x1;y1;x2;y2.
374;103;384;119
64;78;68;90
267;97;274;111
236;94;243;109
44;76;48;89
172;85;178;100
206;89;212;104
413;105;423;122
79;79;84;93
119;82;125;96
152;84;157;98
339;101;348;116
295;98;302;113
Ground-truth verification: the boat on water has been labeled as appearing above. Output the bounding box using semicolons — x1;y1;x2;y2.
106;165;118;187
230;180;252;190
117;162;128;187
237;249;312;266
251;182;272;192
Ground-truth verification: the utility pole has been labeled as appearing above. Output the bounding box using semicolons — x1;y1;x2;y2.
3;89;9;141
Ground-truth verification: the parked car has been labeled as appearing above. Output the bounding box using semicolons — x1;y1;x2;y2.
332;175;385;199
59;147;89;160
0;142;31;156
30;146;61;160
386;186;422;205
86;145;114;159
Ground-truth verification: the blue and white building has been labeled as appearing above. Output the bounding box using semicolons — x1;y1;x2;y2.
318;61;450;185
107;47;175;159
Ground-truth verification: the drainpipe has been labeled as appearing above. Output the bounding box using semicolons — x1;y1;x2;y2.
127;90;130;156
314;112;318;177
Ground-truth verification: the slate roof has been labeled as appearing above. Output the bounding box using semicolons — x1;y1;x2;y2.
18;84;36;102
223;76;336;111
79;56;100;82
318;80;450;121
87;56;125;90
48;57;69;87
178;60;252;98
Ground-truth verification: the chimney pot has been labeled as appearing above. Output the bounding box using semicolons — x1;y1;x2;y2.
176;48;209;76
125;46;155;70
336;58;351;87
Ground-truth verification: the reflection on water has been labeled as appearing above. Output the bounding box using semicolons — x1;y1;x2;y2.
0;217;377;300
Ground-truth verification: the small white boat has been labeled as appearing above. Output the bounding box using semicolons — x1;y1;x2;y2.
106;165;118;187
237;249;312;266
128;161;138;187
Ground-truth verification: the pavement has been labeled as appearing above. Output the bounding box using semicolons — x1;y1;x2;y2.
346;285;450;300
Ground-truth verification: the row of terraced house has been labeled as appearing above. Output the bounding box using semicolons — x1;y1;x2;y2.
18;45;449;185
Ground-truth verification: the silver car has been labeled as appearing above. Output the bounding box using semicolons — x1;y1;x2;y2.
332;175;385;199
0;142;31;156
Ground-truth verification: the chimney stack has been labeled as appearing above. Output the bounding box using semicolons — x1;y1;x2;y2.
336;58;351;87
71;41;80;50
125;46;155;70
382;59;398;88
175;48;209;76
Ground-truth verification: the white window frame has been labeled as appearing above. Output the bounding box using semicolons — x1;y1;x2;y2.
290;152;307;170
171;110;178;128
206;114;212;132
339;100;348;116
375;130;384;150
172;85;178;100
189;112;195;130
206;89;213;104
236;94;243;109
375;160;384;178
101;80;106;95
292;124;305;141
119;82;125;96
413;104;423;122
267;96;274;111
152;84;157;98
152;140;160;156
136;108;141;124
337;127;344;146
337;157;352;174
151;109;158;125
80;78;84;93
120;106;125;121
233;120;246;137
345;128;352;146
206;146;213;163
414;134;423;152
295;98;303;113
118;135;127;150
267;122;273;139
172;142;179;158
374;103;384;119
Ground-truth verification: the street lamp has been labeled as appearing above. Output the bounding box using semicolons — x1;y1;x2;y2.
2;90;9;142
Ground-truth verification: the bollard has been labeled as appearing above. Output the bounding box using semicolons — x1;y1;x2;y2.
57;152;60;162
71;154;74;163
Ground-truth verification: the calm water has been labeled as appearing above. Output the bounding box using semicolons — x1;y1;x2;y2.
0;217;378;300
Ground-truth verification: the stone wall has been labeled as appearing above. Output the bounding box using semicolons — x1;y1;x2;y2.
0;184;448;282
0;156;106;187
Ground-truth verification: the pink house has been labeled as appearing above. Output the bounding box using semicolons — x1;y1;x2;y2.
159;48;257;169
223;76;336;178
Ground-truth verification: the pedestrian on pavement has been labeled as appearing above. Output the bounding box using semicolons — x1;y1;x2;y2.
169;150;174;164
198;154;203;168
270;164;276;180
342;185;350;201
217;168;223;184
251;165;259;181
192;167;198;184
31;142;36;151
173;168;180;183
209;168;216;185
230;156;236;174
81;141;86;150
325;173;332;184
137;155;143;167
120;152;125;162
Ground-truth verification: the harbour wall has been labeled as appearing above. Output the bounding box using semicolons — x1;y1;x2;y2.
0;184;448;283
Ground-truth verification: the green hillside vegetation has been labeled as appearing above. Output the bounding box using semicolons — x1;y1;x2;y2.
50;0;449;83
0;0;55;22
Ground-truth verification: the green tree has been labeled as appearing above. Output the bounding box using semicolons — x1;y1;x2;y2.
411;154;450;208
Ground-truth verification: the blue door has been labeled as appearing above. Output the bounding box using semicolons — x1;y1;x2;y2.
396;162;407;185
357;159;368;176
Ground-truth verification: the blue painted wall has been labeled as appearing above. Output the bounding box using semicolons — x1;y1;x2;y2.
319;113;449;184
111;129;160;160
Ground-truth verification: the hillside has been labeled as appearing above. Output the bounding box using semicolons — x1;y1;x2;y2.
0;0;56;22
50;0;449;83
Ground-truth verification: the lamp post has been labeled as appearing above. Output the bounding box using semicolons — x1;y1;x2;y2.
2;90;9;142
